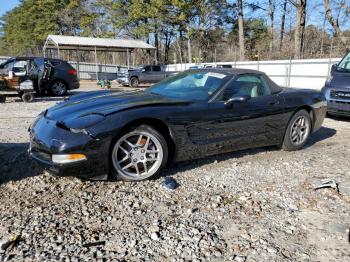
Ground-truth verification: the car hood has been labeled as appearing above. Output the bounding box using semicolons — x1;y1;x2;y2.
328;71;350;91
45;90;190;122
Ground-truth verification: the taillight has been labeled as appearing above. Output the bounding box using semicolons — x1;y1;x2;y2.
68;69;77;75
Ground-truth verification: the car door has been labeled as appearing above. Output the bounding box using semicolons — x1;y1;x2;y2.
205;73;288;152
34;58;46;88
151;65;166;82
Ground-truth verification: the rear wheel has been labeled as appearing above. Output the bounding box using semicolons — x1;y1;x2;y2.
130;77;139;88
111;125;168;181
282;109;311;151
50;81;67;96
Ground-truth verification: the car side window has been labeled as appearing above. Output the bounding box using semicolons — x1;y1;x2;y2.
222;74;271;100
153;66;161;72
144;66;152;71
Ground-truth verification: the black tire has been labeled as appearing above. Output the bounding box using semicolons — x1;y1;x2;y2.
21;92;34;103
282;109;312;151
50;81;67;96
0;95;5;103
110;124;168;181
130;77;139;88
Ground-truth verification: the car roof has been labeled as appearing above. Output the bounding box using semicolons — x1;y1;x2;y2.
14;56;66;63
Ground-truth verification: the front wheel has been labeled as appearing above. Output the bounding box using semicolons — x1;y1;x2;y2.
50;81;67;96
129;77;139;88
282;109;312;151
111;125;168;181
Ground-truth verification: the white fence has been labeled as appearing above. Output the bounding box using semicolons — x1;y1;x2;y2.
165;58;342;90
1;56;341;89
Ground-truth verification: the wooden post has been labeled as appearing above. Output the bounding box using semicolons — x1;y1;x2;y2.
95;46;98;81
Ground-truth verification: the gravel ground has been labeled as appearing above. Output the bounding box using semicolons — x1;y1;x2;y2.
0;83;349;262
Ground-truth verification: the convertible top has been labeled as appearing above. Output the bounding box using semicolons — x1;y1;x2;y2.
187;68;283;94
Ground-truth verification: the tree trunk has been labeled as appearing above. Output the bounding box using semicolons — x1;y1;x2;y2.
237;0;245;61
324;0;347;46
187;37;192;63
279;0;287;51
154;25;159;64
293;0;307;59
268;0;275;54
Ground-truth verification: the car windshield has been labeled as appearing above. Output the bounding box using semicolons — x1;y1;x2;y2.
337;52;350;72
146;71;229;100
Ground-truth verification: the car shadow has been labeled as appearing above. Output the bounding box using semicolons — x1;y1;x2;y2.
305;126;337;148
0;143;42;184
327;114;350;122
163;146;279;178
163;126;337;178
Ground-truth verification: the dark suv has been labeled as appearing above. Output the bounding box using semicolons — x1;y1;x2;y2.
322;51;350;116
0;57;79;96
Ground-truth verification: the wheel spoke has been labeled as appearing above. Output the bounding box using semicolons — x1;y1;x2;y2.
122;162;133;170
123;139;135;149
134;163;140;175
143;162;148;174
118;155;129;164
119;145;129;155
147;150;159;154
144;136;150;149
136;135;143;146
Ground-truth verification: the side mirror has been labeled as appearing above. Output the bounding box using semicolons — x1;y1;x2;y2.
331;64;338;72
224;95;251;107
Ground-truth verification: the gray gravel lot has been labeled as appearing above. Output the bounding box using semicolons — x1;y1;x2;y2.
0;82;349;262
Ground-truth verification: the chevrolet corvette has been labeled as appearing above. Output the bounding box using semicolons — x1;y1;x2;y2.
29;69;327;181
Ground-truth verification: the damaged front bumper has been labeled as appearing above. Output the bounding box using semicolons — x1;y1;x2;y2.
29;115;111;180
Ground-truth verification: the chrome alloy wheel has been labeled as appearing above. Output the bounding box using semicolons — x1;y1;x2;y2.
290;116;310;146
51;82;66;96
112;131;164;180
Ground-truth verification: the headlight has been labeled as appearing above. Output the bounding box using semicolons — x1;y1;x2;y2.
52;154;87;164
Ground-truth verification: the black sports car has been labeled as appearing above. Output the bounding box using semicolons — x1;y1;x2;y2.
29;69;327;181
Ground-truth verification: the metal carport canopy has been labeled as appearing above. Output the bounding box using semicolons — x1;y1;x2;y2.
43;35;155;52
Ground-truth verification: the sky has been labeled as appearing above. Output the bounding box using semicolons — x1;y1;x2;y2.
0;0;19;17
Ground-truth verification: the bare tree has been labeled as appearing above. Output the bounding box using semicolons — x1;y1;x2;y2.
268;0;275;53
237;0;245;60
289;0;307;59
324;0;348;46
279;0;288;51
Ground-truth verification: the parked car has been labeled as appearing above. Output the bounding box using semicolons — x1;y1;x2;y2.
117;65;177;87
29;68;327;182
0;57;79;96
322;51;350;116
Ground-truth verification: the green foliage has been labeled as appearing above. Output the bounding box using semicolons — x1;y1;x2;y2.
0;0;337;61
0;0;94;55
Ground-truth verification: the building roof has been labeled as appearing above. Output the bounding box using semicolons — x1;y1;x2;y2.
44;35;155;52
